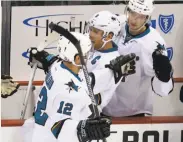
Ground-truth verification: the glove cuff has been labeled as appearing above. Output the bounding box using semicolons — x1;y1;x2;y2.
46;55;58;65
77;120;88;142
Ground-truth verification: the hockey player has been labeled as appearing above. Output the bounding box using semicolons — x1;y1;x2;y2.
102;0;174;117
86;11;136;109
26;32;137;142
27;32;110;142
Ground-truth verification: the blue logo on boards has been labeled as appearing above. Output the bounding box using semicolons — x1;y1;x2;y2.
159;14;174;34
167;47;173;61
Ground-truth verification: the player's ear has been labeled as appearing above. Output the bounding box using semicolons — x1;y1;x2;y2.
107;32;114;40
74;54;80;65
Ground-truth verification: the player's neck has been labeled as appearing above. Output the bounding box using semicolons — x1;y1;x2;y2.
129;26;146;36
63;61;80;74
99;41;113;51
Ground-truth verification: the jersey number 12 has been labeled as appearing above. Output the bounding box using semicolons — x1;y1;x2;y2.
34;86;73;126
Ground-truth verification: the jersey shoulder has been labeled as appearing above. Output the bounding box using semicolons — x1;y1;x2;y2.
50;61;72;84
47;61;83;92
148;27;166;45
136;27;166;53
96;42;120;64
100;50;119;63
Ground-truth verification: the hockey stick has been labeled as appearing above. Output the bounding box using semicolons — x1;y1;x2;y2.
20;63;38;119
49;22;99;116
49;22;107;142
20;31;61;119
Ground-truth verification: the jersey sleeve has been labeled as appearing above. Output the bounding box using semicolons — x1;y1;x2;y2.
139;42;155;77
151;76;173;96
139;41;174;96
91;68;119;94
90;52;121;94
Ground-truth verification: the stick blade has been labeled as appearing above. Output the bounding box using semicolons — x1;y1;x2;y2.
49;22;79;46
37;31;61;51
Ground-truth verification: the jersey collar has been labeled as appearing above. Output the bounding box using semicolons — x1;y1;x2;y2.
98;42;118;53
60;63;81;82
125;24;150;39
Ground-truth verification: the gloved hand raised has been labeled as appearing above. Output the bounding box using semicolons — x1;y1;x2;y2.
152;43;173;82
28;47;58;73
105;53;138;83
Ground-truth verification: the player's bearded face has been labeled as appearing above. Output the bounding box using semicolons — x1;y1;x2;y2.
127;9;147;31
89;27;105;50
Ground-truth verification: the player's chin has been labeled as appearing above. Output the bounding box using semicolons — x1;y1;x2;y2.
129;25;138;31
129;26;141;32
93;44;99;50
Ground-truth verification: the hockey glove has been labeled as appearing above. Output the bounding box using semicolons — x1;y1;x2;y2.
1;75;20;98
152;45;173;82
77;117;111;142
28;47;58;73
105;53;137;83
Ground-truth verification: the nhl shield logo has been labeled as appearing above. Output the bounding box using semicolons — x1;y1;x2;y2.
159;14;174;34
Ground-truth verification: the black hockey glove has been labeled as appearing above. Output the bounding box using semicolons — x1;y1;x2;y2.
105;53;137;83
77;117;111;142
152;45;173;82
28;47;58;73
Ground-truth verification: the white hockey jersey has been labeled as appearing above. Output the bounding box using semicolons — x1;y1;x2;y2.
30;61;92;142
102;24;174;117
86;42;120;109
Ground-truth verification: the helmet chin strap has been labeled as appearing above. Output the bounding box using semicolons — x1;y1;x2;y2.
72;62;81;67
97;33;112;50
98;39;112;50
